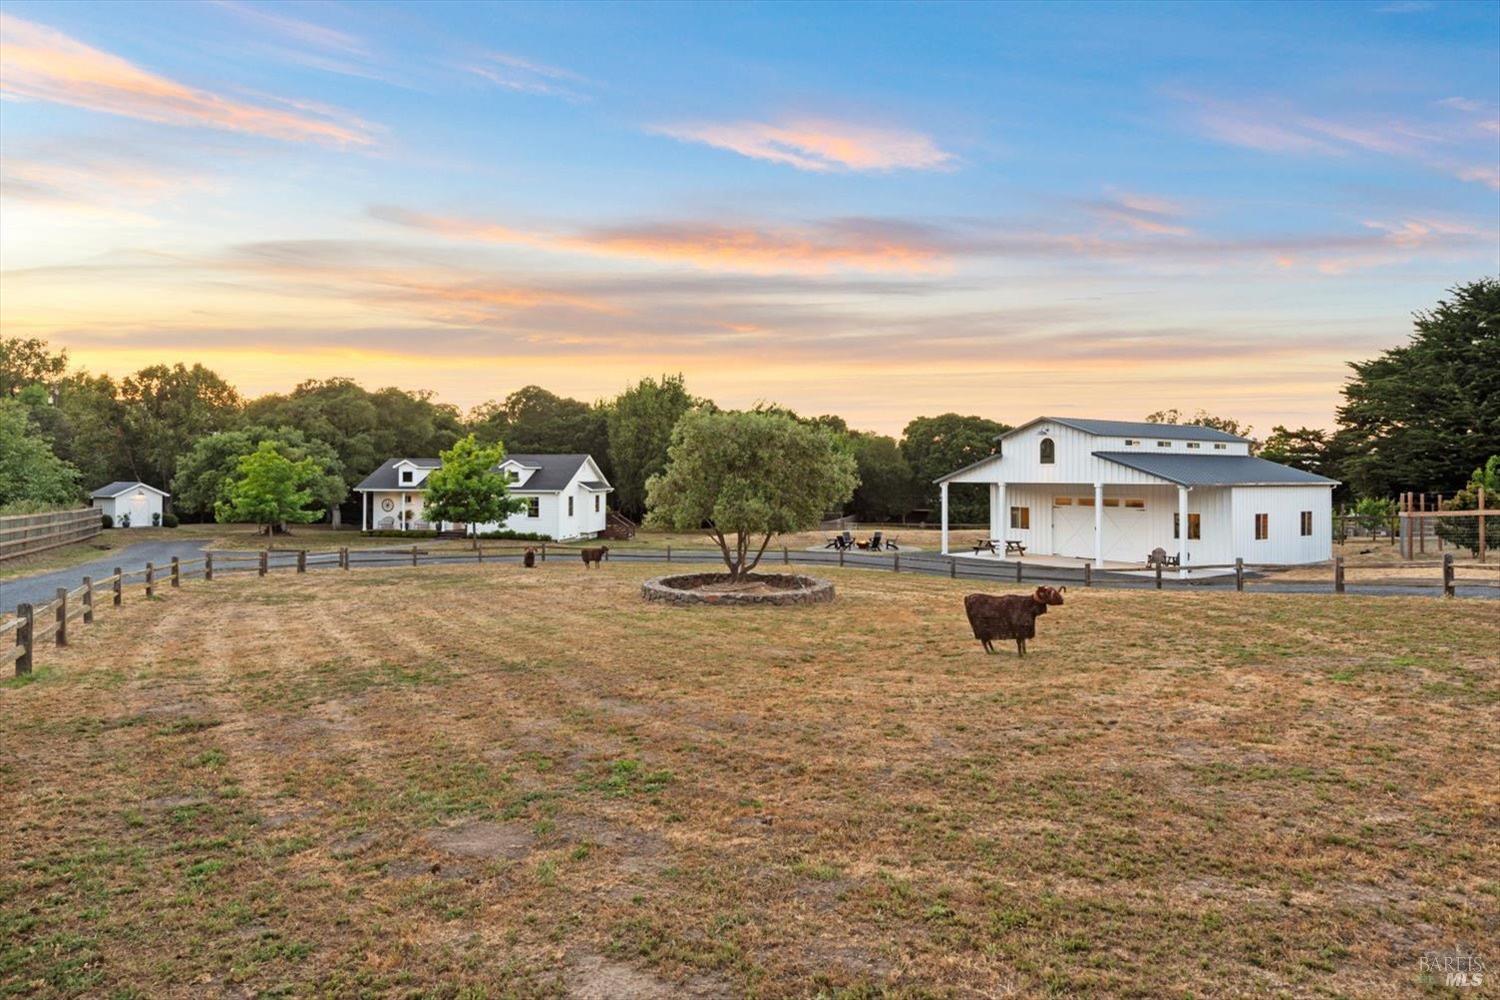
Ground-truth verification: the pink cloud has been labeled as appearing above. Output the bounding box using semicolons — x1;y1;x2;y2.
651;118;954;172
0;13;376;146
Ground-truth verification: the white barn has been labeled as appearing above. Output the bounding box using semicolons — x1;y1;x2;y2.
937;417;1337;571
89;481;169;528
354;453;611;541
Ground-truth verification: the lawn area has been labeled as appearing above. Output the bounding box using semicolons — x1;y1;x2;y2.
2;563;1495;996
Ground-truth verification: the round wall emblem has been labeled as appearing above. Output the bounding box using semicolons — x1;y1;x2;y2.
381;498;395;511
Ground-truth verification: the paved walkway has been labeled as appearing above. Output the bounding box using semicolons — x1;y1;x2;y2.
0;539;211;610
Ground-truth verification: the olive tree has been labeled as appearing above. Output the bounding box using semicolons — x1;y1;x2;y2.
645;410;858;580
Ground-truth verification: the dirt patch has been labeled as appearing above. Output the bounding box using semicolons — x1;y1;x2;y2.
565;953;731;999
561;815;669;875
424;820;535;860
329;830;380;858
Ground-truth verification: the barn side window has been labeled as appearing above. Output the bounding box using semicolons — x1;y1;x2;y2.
1039;438;1055;464
1173;513;1201;539
594;495;600;513
1010;506;1030;529
568;496;575;516
1300;511;1312;536
1255;513;1269;540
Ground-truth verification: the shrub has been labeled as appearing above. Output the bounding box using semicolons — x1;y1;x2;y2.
475;529;551;541
100;513;114;529
118;513;131;528
161;512;179;528
361;529;440;538
152;511;162;527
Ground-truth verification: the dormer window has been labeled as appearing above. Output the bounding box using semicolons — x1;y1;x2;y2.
508;470;520;483
1039;438;1055;464
401;469;414;484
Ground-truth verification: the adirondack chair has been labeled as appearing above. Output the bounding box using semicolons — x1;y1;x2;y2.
868;531;885;551
1146;546;1180;568
824;530;854;550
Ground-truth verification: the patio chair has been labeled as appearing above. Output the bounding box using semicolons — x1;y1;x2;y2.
868;531;884;551
884;536;900;551
824;530;854;550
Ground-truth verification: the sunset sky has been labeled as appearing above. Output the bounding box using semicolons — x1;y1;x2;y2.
2;1;1497;435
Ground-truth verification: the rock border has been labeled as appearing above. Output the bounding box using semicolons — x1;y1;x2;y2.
642;572;834;606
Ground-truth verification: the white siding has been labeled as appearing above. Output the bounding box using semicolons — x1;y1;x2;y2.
946;422;1205;488
95;491;164;528
1231;486;1333;565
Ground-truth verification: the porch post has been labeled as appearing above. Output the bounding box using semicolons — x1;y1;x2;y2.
360;492;367;532
940;482;950;555
1178;485;1190;578
1093;482;1104;568
400;491;407;531
988;483;1001;543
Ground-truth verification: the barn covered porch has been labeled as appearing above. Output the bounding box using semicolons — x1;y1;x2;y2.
938;477;1233;575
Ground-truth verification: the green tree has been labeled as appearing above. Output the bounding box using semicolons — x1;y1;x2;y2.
899;413;1010;523
120;363;241;489
607;374;700;519
173;426;345;520
1434;456;1500;555
848;433;913;521
1333;279;1500;497
0;399;82;509
1;337;68;397
1259;426;1333;479
1350;496;1398;539
420;435;524;535
214;441;325;534
645;409;858;580
470;386;611;474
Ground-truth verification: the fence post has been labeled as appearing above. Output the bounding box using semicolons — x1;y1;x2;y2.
541;544;547;562
113;567;123;606
14;604;32;676
949;557;956;579
205;552;214;581
1084;563;1092;588
55;588;68;647
1334;555;1345;594
146;562;156;598
476;543;483;563
297;550;307;574
258;550;268;577
1480;487;1488;564
1015;561;1023;584
1442;553;1454;597
1155;561;1163;590
783;545;789;565
341;547;349;570
411;544;418;567
893;553;900;574
839;549;845;568
83;576;94;624
171;556;181;588
666;545;671;562
1235;558;1244;592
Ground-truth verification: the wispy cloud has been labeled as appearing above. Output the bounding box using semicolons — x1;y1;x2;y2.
460;52;591;101
1177;90;1499;189
370;206;948;273
1083;193;1192;236
651;117;955;172
0;13;377;146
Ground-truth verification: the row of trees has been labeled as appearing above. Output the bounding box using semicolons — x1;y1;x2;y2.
3;278;1495;524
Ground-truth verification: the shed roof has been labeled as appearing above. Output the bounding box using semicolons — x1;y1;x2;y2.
90;481;169;499
1025;417;1248;443
1093;452;1338;487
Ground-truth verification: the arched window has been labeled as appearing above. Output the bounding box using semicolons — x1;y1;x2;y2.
1040;437;1055;464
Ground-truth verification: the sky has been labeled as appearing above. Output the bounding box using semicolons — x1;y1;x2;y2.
1;1;1497;436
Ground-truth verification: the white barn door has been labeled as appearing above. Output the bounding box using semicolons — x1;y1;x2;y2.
1051;502;1146;562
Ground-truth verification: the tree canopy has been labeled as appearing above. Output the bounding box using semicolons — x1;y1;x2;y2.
607;374;700;519
0;399;81;509
120;364;242;489
1;337;68;397
646;409;858;579
214;441;326;533
471;386;610;474
173;426;346;518
900;413;1009;523
420;435;524;534
1333;278;1500;497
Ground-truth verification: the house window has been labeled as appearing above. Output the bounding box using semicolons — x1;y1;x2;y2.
1077;496;1095;507
594;495;600;513
1186;442;1201;449
1255;513;1269;540
1010;506;1030;529
1157;440;1172;448
1213;443;1227;450
527;497;540;518
1300;511;1313;536
1174;512;1201;539
1124;498;1145;509
401;469;413;484
567;496;574;516
1124;438;1140;446
1039;438;1055;464
1102;498;1120;507
508;470;520;483
1053;496;1073;506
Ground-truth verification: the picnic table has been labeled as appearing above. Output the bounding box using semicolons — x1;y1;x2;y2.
971;539;1026;556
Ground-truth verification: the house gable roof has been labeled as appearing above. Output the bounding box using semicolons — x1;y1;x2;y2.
356;454;608;493
1094;452;1338;487
90;481;169;499
1005;416;1249;444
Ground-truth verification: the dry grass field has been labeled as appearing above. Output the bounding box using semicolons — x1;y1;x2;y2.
2;562;1496;997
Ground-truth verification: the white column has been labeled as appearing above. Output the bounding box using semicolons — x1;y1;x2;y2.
360;492;367;532
1093;482;1104;568
940;482;950;555
1178;485;1190;578
400;492;407;532
996;482;1007;544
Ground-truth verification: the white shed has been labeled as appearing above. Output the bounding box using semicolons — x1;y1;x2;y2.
89;481;169;528
937;417;1338;572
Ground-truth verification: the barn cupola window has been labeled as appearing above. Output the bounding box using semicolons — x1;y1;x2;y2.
1039;438;1055;464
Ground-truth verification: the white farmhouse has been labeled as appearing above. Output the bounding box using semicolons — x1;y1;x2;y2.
89;481;169;528
354;453;612;541
937;417;1337;570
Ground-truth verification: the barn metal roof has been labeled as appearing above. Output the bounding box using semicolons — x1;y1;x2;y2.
1030;417;1248;443
1093;452;1338;487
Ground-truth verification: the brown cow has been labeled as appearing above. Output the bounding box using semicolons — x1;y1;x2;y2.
963;586;1065;656
580;546;609;568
